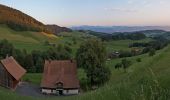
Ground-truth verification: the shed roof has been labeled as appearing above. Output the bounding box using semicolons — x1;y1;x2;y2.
1;56;26;81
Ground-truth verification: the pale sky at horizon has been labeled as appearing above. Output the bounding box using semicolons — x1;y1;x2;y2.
0;0;170;27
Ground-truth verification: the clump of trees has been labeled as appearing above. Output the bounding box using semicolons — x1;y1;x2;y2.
76;39;111;88
111;32;146;40
116;37;169;58
85;30;146;41
115;58;132;72
0;39;72;73
130;37;169;54
136;58;142;62
149;48;156;56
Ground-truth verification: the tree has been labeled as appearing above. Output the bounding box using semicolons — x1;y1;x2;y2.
0;39;14;58
64;45;72;53
115;63;122;69
44;40;49;46
24;54;35;73
149;48;156;56
35;57;44;73
136;58;142;62
121;59;132;72
31;50;44;73
76;38;111;87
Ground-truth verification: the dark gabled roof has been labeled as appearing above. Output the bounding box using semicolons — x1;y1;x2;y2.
41;60;80;89
0;56;26;81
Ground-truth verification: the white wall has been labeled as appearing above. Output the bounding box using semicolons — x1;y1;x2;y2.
63;89;79;95
42;88;79;95
42;89;52;94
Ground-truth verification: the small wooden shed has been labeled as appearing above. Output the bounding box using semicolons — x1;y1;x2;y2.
0;56;26;90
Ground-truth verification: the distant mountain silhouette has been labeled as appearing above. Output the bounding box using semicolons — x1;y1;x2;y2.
71;26;170;33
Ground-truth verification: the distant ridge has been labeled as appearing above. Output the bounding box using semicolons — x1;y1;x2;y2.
71;26;170;33
46;25;72;35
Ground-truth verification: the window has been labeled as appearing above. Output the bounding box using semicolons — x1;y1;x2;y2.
56;82;63;88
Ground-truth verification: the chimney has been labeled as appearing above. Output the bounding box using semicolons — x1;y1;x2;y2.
70;59;73;63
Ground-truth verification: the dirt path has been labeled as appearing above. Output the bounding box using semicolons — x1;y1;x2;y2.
16;82;50;97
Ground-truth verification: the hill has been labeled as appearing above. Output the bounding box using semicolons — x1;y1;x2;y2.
0;4;71;34
0;24;58;52
46;24;72;35
0;4;49;32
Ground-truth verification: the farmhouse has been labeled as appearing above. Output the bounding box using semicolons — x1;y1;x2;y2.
41;60;80;95
0;56;26;90
108;51;120;59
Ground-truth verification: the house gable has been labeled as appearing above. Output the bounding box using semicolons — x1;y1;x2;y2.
41;60;80;95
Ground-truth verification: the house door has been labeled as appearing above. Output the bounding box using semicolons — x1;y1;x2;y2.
59;90;63;95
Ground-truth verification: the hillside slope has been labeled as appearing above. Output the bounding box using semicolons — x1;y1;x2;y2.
0;4;71;34
0;4;49;32
46;25;72;35
0;25;58;51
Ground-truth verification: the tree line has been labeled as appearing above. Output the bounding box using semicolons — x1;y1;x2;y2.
0;39;72;73
82;30;146;41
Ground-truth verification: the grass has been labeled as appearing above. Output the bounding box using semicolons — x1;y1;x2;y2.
0;24;58;52
23;73;42;85
105;38;152;52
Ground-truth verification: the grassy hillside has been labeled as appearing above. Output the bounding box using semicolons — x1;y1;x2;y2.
0;4;48;32
0;4;72;34
0;25;58;52
105;38;152;52
0;43;169;100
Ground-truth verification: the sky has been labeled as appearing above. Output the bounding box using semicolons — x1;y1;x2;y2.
0;0;170;27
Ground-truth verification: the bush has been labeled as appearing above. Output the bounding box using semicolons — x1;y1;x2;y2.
136;58;142;62
121;59;132;72
149;48;156;56
115;63;122;69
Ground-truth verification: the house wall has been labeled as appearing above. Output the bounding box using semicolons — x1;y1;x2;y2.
63;89;79;95
0;63;14;89
41;88;79;95
42;89;53;94
12;79;19;90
